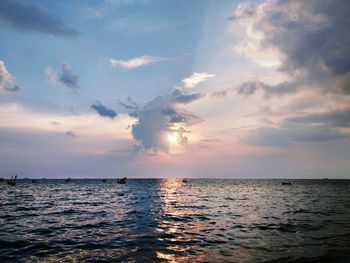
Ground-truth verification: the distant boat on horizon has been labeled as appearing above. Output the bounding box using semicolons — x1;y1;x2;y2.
182;178;188;183
117;177;127;184
7;175;17;186
65;177;72;183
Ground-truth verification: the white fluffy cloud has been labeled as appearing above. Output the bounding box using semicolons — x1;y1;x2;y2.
110;55;168;69
232;2;282;67
0;61;19;93
181;72;215;88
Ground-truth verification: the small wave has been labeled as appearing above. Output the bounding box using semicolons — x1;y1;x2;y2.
47;208;79;215
0;239;31;249
14;206;38;212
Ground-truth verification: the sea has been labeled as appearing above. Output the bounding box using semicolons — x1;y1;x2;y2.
1;179;350;263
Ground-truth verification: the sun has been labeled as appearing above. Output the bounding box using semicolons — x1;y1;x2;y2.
167;133;178;144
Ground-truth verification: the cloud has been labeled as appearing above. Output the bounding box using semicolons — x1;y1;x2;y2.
219;0;350;154
236;81;268;96
181;72;215;88
0;61;19;93
106;14;172;35
46;63;79;91
82;0;149;19
50;121;60;125
91;102;118;119
247;108;350;147
0;102;132;143
125;89;202;153
170;127;190;146
248;126;348;147
238;80;299;97
0;0;79;37
65;131;77;138
232;0;350;95
170;89;204;104
81;7;105;18
110;55;168;69
211;80;299;98
286;108;350;127
210;89;233;99
118;96;139;110
5;85;20;92
106;0;144;5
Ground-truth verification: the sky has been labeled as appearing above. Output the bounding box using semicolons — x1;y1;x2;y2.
0;0;349;179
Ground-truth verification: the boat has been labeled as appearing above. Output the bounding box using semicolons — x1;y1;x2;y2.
65;177;72;183
282;182;292;185
102;179;107;182
182;178;188;183
7;175;17;186
117;177;127;184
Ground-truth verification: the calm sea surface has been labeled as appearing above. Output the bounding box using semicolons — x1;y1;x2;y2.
1;179;350;262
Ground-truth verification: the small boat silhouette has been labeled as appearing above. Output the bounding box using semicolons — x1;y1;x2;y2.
182;178;188;183
102;179;107;182
7;175;17;186
65;177;72;183
282;182;292;185
117;177;127;184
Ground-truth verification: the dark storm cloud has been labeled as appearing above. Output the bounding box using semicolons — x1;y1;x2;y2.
91;102;117;119
232;0;350;95
0;0;79;37
47;63;80;91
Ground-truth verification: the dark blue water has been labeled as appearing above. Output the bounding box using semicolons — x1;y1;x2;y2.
1;179;350;262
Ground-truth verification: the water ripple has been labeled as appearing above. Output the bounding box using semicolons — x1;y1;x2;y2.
1;179;350;262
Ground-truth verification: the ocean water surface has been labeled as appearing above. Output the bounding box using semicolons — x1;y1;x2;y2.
1;179;350;262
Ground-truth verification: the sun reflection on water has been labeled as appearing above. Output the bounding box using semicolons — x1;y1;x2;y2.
155;179;205;262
